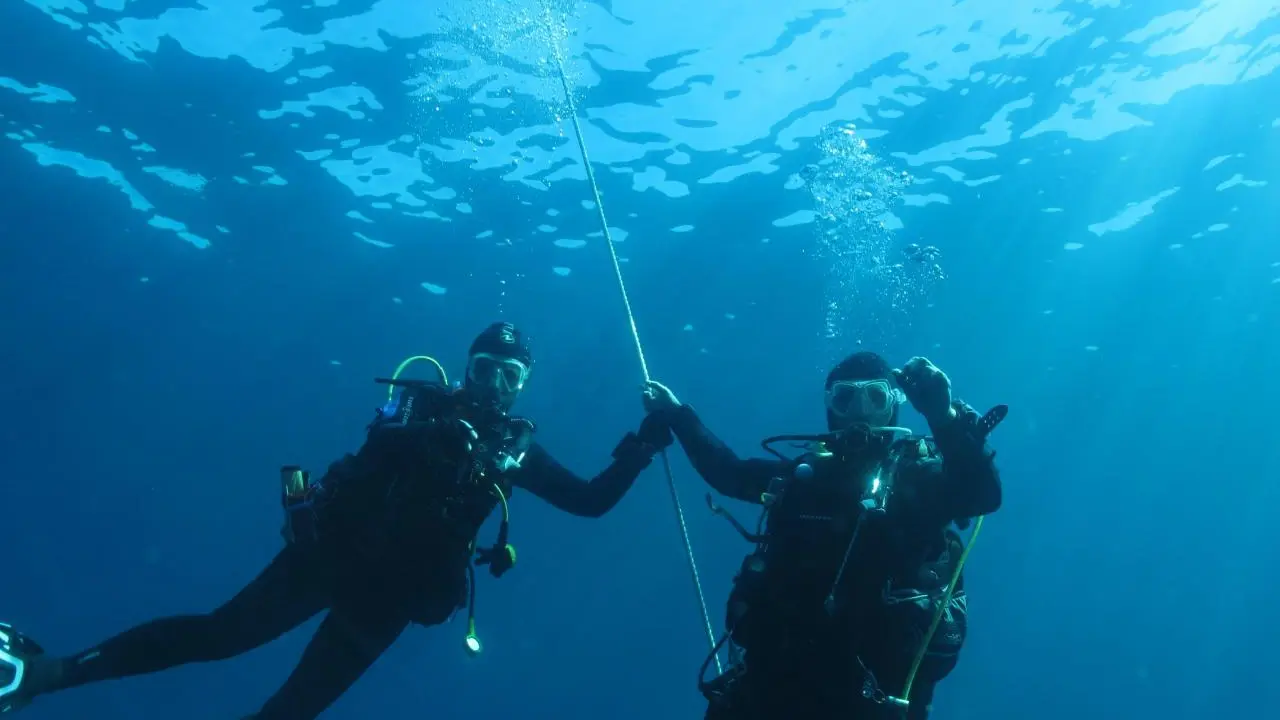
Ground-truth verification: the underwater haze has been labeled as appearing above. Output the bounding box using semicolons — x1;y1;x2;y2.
2;0;1278;718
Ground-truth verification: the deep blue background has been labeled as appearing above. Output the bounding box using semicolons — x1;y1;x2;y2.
3;1;1279;718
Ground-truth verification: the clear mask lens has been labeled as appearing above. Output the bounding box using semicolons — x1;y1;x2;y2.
467;353;529;393
826;380;896;421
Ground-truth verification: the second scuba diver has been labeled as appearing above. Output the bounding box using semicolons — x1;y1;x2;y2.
643;352;1005;720
0;321;672;719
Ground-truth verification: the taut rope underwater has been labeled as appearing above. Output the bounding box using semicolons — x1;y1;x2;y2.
551;46;722;674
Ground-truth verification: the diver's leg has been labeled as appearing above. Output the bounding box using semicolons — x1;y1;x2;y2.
250;604;412;720
705;696;768;720
704;703;739;720
43;545;330;694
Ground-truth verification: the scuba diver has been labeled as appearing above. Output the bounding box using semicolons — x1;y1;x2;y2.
0;321;672;719
643;352;1005;720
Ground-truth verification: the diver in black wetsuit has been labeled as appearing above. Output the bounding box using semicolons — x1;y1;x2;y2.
0;322;672;719
642;352;1004;720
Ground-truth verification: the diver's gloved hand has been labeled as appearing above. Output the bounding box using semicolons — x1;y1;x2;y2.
891;356;954;425
642;380;681;413
638;380;678;450
637;411;674;450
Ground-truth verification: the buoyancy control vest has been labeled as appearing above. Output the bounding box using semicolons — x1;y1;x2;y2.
280;356;536;655
721;428;933;651
699;405;1008;714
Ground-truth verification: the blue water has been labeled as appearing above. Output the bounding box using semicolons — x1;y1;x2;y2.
2;0;1278;718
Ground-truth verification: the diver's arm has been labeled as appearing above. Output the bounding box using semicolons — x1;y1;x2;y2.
511;436;657;518
928;401;1002;518
667;405;782;504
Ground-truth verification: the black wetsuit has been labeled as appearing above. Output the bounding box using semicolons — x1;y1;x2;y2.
664;403;1002;720
34;384;662;719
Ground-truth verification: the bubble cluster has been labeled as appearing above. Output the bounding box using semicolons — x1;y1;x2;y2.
462;0;575;77
804;123;941;348
407;0;576;143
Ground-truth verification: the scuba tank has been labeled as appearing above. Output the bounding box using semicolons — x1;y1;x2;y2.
275;369;455;549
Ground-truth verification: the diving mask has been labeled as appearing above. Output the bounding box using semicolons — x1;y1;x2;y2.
466;353;530;394
825;379;903;425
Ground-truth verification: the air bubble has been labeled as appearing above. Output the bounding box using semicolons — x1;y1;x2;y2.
804;124;941;348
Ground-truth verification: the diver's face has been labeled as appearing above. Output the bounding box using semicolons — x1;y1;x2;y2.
465;353;530;412
825;378;898;429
